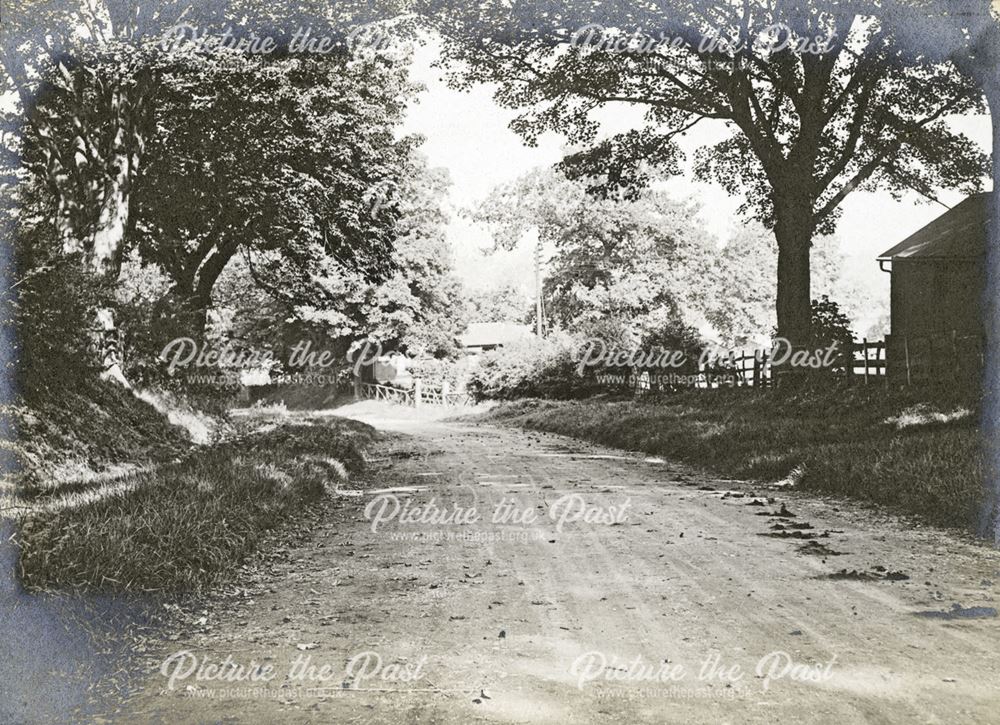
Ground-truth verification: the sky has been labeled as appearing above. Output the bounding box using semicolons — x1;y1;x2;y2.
400;35;994;332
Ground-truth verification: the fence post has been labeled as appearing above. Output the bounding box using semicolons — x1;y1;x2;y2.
414;378;422;408
442;380;450;405
862;338;869;385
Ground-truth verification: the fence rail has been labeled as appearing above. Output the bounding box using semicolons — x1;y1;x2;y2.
356;379;472;407
632;330;980;394
361;382;415;405
887;330;983;385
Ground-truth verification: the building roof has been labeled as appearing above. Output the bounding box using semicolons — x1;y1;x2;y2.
458;322;533;348
877;193;991;261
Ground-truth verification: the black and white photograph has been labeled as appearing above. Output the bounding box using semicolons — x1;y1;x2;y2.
2;1;1000;722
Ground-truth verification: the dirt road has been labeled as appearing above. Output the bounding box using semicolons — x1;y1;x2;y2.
126;408;1000;724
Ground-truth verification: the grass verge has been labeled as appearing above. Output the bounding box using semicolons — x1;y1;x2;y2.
15;416;376;593
2;378;197;489
474;386;989;532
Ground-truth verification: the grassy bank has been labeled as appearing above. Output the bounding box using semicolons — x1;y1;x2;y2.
15;416;376;593
3;378;195;487
475;386;988;532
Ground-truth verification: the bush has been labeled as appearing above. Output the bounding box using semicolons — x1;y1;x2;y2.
468;331;597;400
636;318;708;391
408;356;466;388
808;295;855;375
467;316;713;400
9;243;105;398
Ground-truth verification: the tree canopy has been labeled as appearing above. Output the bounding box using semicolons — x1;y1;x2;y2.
2;0;448;391
427;0;990;343
472;166;864;347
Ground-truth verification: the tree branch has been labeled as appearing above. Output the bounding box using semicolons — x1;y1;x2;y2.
815;87;966;221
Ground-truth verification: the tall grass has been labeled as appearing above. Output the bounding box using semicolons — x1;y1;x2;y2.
477;386;987;531
15;417;376;593
4;377;195;490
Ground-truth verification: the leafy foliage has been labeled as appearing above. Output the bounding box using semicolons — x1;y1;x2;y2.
2;0;428;391
4;1;456;395
5;184;106;397
430;0;989;338
809;295;856;374
471;168;712;342
472;167;867;350
466;285;531;324
132;50;416;311
696;225;872;346
467;331;593;401
210;150;466;382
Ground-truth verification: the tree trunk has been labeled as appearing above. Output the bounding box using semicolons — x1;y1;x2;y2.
773;202;815;348
88;149;132;277
84;150;135;387
75;88;148;385
166;242;240;339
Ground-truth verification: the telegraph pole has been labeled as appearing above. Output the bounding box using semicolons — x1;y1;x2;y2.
534;240;544;336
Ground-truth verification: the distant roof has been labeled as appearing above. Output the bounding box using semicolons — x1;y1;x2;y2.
878;193;991;261
459;322;533;348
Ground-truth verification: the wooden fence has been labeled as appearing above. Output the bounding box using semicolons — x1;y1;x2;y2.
632;330;980;393
355;379;473;407
885;331;983;385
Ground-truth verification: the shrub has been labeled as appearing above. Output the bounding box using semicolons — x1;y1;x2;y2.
468;315;713;400
467;331;597;400
809;295;855;375
636;318;708;391
9;240;105;398
408;356;467;388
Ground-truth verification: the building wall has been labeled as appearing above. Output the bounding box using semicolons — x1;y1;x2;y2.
890;259;983;338
887;258;984;384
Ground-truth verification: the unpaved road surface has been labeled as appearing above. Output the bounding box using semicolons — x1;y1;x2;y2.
126;411;1000;724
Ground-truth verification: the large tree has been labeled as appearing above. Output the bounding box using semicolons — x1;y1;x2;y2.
2;0;413;382
474;166;862;346
428;0;988;346
129;50;415;334
466;285;532;324
1;1;227;280
1;0;411;277
471;167;711;339
213;149;465;371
